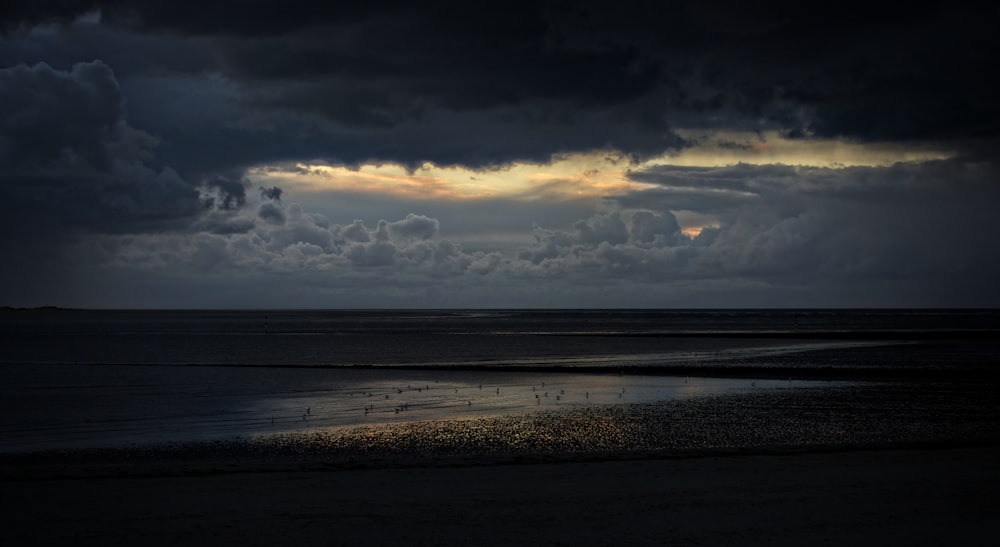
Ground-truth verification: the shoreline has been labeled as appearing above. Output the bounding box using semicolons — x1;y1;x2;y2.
4;380;998;545
5;380;997;476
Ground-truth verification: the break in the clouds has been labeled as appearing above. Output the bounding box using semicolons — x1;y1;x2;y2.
1;1;998;308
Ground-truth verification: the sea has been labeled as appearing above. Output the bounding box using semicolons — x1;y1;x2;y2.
2;309;997;452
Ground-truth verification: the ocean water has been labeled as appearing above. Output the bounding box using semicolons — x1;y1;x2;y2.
1;309;997;452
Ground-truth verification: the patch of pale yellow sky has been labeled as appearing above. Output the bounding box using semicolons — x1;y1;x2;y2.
248;152;644;202
249;131;954;202
246;131;955;237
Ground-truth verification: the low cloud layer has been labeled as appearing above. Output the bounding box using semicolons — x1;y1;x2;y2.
67;153;998;308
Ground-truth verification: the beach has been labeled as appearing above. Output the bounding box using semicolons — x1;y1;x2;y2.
6;445;997;546
4;378;998;546
2;309;998;544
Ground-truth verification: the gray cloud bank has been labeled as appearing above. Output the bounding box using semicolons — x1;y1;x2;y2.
69;155;998;308
1;1;999;307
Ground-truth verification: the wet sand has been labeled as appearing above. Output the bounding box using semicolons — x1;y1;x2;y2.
5;446;998;546
3;380;999;545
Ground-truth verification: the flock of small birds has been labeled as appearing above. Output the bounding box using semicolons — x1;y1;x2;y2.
258;376;686;428
242;381;1000;462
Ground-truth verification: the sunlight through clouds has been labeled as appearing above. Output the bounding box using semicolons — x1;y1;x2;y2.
245;133;954;240
247;152;653;202
249;132;956;205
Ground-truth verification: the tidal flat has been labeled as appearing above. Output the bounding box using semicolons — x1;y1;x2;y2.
3;379;998;546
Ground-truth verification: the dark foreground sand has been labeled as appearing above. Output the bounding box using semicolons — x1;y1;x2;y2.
5;446;998;546
3;381;999;546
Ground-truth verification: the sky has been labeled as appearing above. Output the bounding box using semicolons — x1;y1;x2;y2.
1;0;998;309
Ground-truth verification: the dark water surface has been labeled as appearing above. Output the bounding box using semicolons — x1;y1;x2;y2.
3;308;998;367
1;309;997;451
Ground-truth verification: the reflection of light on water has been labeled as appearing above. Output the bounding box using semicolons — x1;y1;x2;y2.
0;364;844;452
240;373;846;440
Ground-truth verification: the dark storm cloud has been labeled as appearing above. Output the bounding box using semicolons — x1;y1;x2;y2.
0;59;247;303
2;1;686;170
201;176;247;210
0;1;98;30
1;60;140;170
0;61;207;232
258;186;282;201
6;0;998;171
0;15;215;77
0;59;263;303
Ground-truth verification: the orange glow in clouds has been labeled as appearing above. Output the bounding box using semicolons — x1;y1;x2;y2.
245;133;952;238
249;153;653;202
